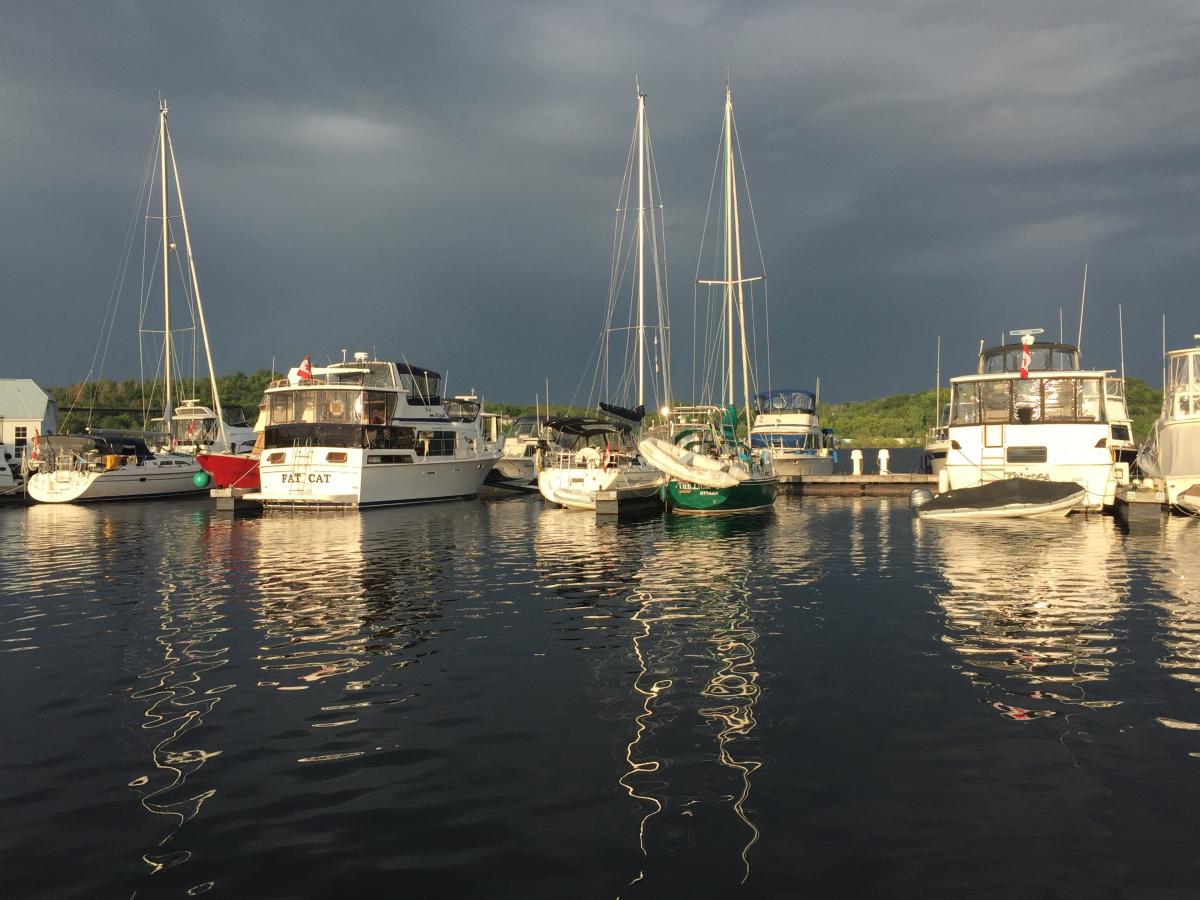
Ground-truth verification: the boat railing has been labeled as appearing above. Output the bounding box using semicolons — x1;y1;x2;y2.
544;446;639;471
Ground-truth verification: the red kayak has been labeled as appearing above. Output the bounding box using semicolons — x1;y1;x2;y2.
197;451;261;490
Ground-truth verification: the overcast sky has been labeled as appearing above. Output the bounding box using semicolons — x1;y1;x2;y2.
3;1;1199;404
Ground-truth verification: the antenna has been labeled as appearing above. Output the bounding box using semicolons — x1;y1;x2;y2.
1162;314;1167;396
1118;304;1125;381
1076;262;1088;356
935;335;941;426
1059;308;1063;343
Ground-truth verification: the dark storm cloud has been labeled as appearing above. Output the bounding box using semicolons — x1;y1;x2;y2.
3;1;1199;402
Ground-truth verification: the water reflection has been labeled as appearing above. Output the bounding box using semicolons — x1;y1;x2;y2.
618;514;769;893
130;556;230;876
918;518;1128;721
1133;519;1200;745
242;507;483;761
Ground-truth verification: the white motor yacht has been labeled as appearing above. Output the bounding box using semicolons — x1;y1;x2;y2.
943;330;1132;511
154;399;256;455
749;389;834;477
248;353;500;509
1138;337;1200;510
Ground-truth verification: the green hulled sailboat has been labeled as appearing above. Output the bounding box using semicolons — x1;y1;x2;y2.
643;86;778;516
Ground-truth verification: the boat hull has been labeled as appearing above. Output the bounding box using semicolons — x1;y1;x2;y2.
537;465;664;511
662;475;778;515
250;446;500;509
768;453;834;477
27;457;204;503
917;478;1086;521
197;451;260;490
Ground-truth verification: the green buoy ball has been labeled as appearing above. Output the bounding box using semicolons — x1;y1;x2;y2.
193;470;211;489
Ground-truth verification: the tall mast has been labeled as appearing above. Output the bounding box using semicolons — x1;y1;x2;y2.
724;87;735;407
636;84;646;410
729;105;752;426
167;126;227;446
160;98;172;432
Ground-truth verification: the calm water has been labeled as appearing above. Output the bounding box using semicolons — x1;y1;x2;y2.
2;495;1200;898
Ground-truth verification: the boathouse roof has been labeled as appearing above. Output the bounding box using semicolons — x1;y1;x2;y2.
0;379;56;422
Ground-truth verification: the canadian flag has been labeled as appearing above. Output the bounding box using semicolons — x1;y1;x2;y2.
1019;335;1033;380
297;355;313;381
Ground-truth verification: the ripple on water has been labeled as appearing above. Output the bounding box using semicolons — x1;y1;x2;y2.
914;516;1130;722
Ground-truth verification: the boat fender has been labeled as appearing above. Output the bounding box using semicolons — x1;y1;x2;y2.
908;487;934;512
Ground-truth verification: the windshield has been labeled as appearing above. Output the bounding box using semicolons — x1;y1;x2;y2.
950;377;1105;425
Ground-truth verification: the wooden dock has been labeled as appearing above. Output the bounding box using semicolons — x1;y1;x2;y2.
779;473;936;496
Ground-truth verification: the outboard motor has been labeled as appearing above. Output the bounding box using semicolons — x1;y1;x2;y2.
908;487;934;513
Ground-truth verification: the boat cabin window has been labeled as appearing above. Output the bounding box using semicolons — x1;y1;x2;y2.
979;344;1079;374
268;389;367;426
170;416;217;443
1167;353;1200;418
749;432;819;449
1104;379;1129;422
507;419;539;438
264;423;416;450
363;391;397;425
444;398;481;422
950;377;1105;425
753;391;816;414
399;372;441;405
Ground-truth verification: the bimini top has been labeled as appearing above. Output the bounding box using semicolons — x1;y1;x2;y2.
543;417;631;437
754;390;816;414
42;432;154;460
978;342;1080;375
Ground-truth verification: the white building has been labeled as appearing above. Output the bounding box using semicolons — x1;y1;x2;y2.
0;379;58;463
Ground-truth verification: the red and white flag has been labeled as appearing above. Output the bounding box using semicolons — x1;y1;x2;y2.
1019;337;1032;379
297;355;313;381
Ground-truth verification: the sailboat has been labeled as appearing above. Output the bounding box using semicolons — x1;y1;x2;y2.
537;83;672;511
28;100;216;503
640;86;778;514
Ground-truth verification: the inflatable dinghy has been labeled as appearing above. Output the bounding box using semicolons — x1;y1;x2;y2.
638;437;750;490
913;478;1086;521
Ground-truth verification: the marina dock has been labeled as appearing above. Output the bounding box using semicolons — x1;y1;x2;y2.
779;473;937;496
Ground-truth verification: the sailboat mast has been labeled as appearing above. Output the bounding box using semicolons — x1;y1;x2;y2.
730;130;752;426
160;99;173;433
636;86;646;410
166;128;227;446
724;88;735;407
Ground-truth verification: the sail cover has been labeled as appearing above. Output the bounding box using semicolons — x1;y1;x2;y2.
599;402;645;425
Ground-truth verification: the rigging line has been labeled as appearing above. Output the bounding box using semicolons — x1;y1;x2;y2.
731;116;771;395
646;129;671;406
693;122;725;406
75;126;158;431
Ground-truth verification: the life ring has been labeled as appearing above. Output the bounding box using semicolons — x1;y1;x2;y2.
329;399;345;417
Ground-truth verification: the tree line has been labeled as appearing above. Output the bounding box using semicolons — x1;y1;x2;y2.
49;374;1164;444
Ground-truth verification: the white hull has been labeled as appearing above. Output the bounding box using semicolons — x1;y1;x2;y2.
768;454;834;477
250;446;500;508
537;464;664;511
27;455;203;503
918;491;1084;521
946;422;1118;510
1139;418;1200;506
494;455;535;481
